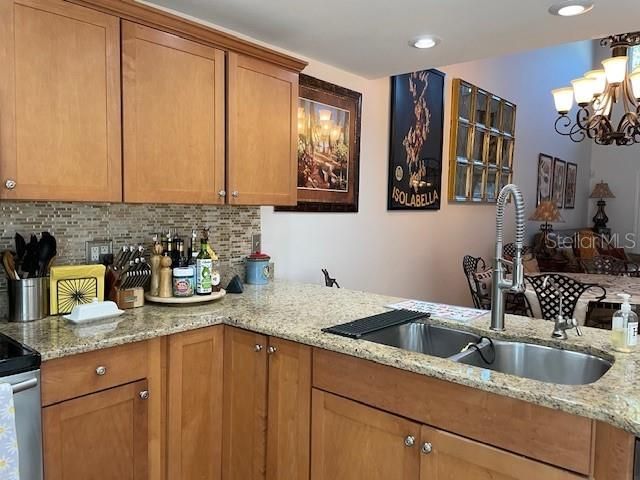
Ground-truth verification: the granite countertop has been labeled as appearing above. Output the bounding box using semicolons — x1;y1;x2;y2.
1;280;640;436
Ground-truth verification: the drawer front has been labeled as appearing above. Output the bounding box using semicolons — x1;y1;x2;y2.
42;341;148;406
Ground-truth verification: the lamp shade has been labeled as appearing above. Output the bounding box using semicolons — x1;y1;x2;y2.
602;56;628;84
571;77;595;105
585;69;607;96
529;200;564;223
589;181;615;199
551;87;574;113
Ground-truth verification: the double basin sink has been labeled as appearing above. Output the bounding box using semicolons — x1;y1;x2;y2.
362;321;612;385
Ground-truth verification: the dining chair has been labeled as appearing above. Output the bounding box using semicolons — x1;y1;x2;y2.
580;255;640;277
462;255;532;316
526;273;606;321
462;255;491;310
502;243;532;261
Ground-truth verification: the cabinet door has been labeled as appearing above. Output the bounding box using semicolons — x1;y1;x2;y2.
222;327;268;480
311;389;420;480
419;425;583;480
266;338;311;480
0;0;121;202
122;21;225;204
43;380;149;480
167;326;224;480
227;53;298;206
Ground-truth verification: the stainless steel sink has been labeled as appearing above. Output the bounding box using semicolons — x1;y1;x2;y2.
458;339;613;385
361;322;480;358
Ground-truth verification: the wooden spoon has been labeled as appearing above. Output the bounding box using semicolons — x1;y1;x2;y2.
2;251;18;280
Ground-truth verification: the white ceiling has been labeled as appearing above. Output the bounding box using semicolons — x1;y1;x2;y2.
147;0;640;78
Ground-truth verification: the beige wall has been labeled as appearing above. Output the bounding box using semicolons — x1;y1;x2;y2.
262;41;594;306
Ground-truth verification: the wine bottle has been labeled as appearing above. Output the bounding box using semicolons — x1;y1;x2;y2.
196;230;213;295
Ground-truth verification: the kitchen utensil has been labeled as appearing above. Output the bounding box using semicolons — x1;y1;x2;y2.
23;235;39;278
8;277;49;322
2;251;18;280
14;233;26;264
36;232;57;277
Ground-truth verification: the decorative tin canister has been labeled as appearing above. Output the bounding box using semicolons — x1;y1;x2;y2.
245;253;271;285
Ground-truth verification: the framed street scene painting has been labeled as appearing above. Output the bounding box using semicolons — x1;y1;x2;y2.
388;69;445;210
564;162;577;209
536;153;553;206
276;74;362;212
552;157;566;208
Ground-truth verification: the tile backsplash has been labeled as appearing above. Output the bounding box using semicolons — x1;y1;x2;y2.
0;202;260;319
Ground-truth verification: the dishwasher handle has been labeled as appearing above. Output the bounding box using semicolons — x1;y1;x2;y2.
7;377;38;394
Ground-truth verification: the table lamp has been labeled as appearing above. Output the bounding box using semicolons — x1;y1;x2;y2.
529;200;564;255
589;181;615;234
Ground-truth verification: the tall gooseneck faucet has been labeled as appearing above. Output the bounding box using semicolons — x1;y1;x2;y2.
490;184;526;331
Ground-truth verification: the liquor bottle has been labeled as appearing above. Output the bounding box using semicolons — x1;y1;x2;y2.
196;230;213;295
188;229;198;286
176;238;187;267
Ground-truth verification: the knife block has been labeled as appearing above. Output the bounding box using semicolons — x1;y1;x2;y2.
110;286;145;310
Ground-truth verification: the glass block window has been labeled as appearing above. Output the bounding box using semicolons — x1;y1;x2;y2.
631;45;640;72
448;79;516;203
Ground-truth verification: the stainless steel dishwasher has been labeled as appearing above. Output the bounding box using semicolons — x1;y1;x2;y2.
0;333;42;480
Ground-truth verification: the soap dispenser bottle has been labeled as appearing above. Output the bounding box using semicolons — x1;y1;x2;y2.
612;294;638;353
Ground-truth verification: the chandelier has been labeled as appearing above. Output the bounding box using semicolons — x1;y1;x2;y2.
551;32;640;146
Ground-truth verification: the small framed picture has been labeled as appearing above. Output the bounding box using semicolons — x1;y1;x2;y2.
552;158;567;208
536;154;553;206
564;162;577;209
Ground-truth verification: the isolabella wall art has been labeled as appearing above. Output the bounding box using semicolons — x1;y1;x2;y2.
388;69;445;211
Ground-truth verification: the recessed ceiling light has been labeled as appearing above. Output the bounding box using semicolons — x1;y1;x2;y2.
410;36;440;49
548;1;594;17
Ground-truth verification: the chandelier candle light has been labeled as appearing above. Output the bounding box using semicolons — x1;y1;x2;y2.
551;32;640;146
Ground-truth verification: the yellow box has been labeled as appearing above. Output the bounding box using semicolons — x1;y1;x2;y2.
49;265;106;315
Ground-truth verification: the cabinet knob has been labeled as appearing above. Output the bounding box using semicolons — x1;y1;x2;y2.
231;191;239;198
420;442;433;454
139;390;149;400
255;344;263;352
5;179;16;190
267;345;277;355
218;190;226;198
95;366;107;376
404;435;415;447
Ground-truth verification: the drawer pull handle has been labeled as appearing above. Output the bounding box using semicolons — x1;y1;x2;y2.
421;442;433;454
95;366;107;376
139;390;149;400
231;191;239;198
255;344;263;352
267;346;277;355
218;190;226;198
5;179;16;190
404;435;415;447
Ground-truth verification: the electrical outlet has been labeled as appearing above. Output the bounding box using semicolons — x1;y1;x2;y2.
252;233;261;253
86;240;113;264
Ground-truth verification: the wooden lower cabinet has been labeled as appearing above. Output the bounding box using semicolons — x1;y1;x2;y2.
222;327;311;480
419;425;582;480
311;389;582;480
43;380;149;480
311;389;420;480
167;326;224;480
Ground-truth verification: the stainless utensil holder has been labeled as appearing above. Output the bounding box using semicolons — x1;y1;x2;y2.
8;277;49;322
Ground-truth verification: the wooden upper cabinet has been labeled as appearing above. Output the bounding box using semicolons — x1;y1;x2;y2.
222;327;268;480
122;21;225;204
227;53;298;206
311;389;421;480
167;326;224;480
43;380;149;480
0;0;121;202
266;338;311;480
419;425;583;480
